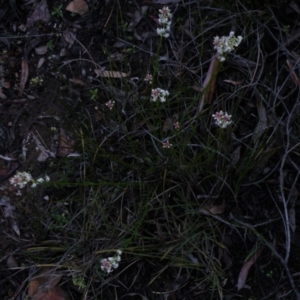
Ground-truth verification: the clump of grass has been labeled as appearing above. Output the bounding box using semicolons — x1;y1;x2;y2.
6;0;300;299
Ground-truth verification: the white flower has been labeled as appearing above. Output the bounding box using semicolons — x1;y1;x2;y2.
112;262;119;269
213;31;243;61
100;258;113;274
151;88;169;102
212;110;232;128
100;251;122;275
163;140;173;148
144;74;152;84
105;100;115;110
157;6;172;38
9;171;33;189
173;121;180;129
9;171;51;189
158;6;172;23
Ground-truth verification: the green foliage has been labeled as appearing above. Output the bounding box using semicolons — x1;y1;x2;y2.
51;4;63;18
89;88;98;101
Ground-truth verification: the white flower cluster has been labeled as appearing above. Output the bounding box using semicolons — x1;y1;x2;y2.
212;111;232;128
213;31;242;62
156;6;172;38
9;171;50;189
105;100;115;110
144;74;153;84
151;88;169;102
100;250;122;274
163;140;172;148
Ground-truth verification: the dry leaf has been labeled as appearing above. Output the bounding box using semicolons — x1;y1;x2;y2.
0;91;7;99
26;0;51;28
7;255;18;268
198;202;225;215
237;248;263;291
0;196;20;235
69;78;86;86
63;30;76;48
19;59;29;96
163;118;173;132
66;0;89;15
94;69;129;78
34;287;69;300
28;280;40;298
10;218;20;236
57;128;75;157
31;130;56;161
223;79;242;85
28;268;63;298
37;57;45;69
0;197;16;216
35;45;47;55
232;146;241;166
252;94;268;143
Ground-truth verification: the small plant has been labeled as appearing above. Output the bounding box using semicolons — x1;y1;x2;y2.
89;88;99;101
72;274;87;289
46;40;54;50
282;24;290;34
49;209;70;230
30;76;44;86
51;4;63;18
120;21;128;32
